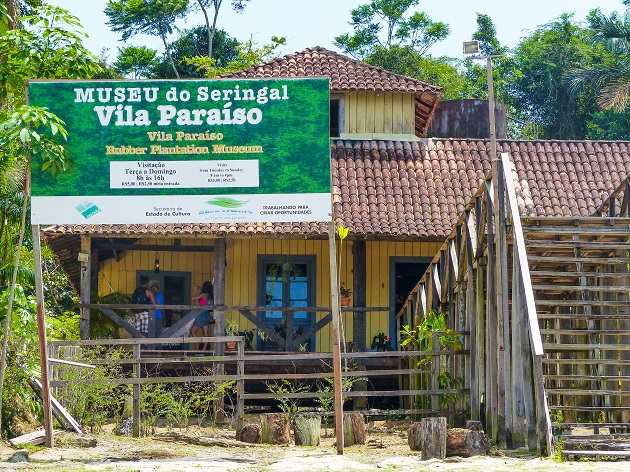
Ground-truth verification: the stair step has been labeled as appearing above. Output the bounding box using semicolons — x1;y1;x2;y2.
563;450;630;459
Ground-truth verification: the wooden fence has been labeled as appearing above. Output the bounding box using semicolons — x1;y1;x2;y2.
48;336;469;437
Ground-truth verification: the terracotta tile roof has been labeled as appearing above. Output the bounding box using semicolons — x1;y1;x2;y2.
219;46;443;95
218;47;443;136
44;138;630;241
43;138;630;292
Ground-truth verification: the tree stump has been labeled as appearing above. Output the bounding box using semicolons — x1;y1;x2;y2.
236;424;262;444
408;422;423;451
466;420;483;432
408;417;447;459
342;412;366;446
446;428;491;457
293;414;321;446
261;413;291;445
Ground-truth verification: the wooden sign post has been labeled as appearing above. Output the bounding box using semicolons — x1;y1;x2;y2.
32;225;54;447
328;221;344;454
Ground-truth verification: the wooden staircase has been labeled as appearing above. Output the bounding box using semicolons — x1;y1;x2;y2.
522;216;630;459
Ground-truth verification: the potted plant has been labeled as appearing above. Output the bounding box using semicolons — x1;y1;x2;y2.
371;332;394;351
339;283;352;307
225;320;239;351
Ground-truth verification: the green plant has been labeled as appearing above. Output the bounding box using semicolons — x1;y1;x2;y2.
265;379;309;417
225;320;239;336
371;332;393;351
237;328;256;350
400;310;464;408
55;347;130;433
339;283;352;298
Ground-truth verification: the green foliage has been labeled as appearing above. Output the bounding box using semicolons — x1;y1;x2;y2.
333;0;449;60
113;45;159;79
509;14;601;139
104;0;189;42
152;26;239;78
105;0;190;77
185;35;286;77
265;379;309;416
237;328;255;351
0;283;41;438
0;105;70;175
370;332;393;351
400;310;462;353
437;370;463;406
225;319;239;336
400;310;463;407
0;4;103;92
53;347;131;433
90;292;130;339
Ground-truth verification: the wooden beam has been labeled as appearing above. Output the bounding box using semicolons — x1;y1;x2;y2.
96;242;214;253
239;309;286;348
353;240;367;351
100;308;143;338
79;236;91;340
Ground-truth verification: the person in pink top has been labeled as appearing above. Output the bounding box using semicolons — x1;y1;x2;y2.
190;281;214;350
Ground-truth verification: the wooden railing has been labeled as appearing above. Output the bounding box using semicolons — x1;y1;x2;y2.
395;152;552;455
597;177;630;217
48;337;469;436
82;303;389;352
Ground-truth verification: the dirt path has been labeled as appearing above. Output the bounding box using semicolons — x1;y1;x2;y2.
0;427;628;471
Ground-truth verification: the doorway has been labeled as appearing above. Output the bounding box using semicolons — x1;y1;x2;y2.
257;255;315;351
389;258;431;344
136;271;191;328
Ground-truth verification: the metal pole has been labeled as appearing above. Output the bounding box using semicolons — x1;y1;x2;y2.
328;221;344;454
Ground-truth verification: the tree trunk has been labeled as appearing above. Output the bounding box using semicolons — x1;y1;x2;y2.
261;413;291;445
236;424;262;444
446;428;491;457
293;414;320;446
413;417;446;460
342;413;365;446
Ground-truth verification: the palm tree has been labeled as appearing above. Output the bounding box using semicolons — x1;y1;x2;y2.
567;6;630;111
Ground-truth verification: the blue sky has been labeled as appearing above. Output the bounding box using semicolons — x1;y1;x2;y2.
46;0;626;62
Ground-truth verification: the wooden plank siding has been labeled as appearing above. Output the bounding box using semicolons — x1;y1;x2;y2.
98;237;442;352
342;92;415;135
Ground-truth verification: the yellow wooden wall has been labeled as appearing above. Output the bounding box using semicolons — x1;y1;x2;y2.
98;238;215;296
98;237;442;351
344;92;415;135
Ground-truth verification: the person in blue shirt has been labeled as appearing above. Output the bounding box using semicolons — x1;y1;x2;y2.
150;282;164;338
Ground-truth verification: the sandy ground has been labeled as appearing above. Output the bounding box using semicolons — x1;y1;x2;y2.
0;423;629;472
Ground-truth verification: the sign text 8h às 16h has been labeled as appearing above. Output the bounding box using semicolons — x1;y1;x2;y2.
73;84;290;127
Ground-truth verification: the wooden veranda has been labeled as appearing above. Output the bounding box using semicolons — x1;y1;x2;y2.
397;152;630;456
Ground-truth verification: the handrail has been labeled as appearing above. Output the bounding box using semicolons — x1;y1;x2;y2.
500;152;544;357
597;177;630;216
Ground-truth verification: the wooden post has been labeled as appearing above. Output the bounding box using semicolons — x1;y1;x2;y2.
79;236;91;340
236;338;245;431
352;240;367;410
465;211;479;420
328;221;344;455
511;246;527;448
420;417;447;460
132;342;141;438
352;240;366;351
476;258;486;426
496;156;510;447
213;238;226;423
485;183;498;443
32;225;54;447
